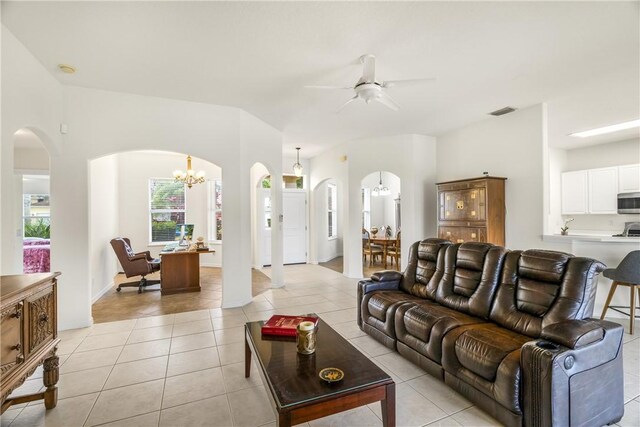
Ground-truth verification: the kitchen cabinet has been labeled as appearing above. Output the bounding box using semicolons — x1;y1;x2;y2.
561;170;588;214
618;164;640;193
588;167;618;214
436;176;506;246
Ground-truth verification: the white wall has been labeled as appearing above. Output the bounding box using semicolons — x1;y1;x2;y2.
565;138;640;171
437;104;560;251
14;146;49;172
89;155;119;302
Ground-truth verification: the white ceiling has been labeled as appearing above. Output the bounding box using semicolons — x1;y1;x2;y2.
2;2;639;157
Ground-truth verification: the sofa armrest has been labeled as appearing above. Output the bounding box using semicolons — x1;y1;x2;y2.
521;319;624;426
357;278;401;328
371;270;403;282
362;280;401;294
541;319;605;349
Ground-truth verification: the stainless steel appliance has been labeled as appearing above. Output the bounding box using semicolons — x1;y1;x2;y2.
618;192;640;214
613;222;640;237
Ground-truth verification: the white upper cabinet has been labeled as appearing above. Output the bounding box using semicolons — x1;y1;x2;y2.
618;164;640;193
561;170;588;214
587;167;618;214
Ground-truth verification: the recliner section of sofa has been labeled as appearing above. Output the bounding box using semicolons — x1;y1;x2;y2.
357;239;622;427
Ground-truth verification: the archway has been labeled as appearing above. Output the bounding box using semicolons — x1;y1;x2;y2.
311;177;345;274
13;128;52;274
360;171;402;277
88;150;224;322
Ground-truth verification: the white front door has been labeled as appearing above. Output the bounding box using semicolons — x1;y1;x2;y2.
282;191;307;264
259;189;306;266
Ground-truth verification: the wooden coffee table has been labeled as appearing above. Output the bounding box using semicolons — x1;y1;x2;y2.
245;317;395;427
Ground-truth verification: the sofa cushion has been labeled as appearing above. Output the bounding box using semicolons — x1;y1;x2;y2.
442;324;530;414
435;243;507;318
400;239;451;299
395;301;485;364
367;292;408;322
360;291;424;344
490;250;606;338
454;327;529;382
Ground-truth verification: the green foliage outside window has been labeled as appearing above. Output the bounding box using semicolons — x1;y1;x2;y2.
24;218;50;239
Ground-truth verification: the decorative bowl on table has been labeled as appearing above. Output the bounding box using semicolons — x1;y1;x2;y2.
370;227;378;237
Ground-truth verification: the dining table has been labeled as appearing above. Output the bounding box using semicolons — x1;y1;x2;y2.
369;236;397;269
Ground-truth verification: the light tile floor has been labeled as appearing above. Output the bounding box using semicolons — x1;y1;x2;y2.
2;264;639;427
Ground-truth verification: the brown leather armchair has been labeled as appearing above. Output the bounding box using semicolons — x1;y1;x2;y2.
110;237;161;293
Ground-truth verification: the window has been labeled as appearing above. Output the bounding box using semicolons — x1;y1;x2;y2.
208;180;223;241
361;187;371;231
328;183;337;239
149;179;186;243
23;194;50;238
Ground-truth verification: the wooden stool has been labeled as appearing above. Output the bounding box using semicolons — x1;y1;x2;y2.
600;250;640;335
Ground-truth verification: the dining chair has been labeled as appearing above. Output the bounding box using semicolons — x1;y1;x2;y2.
362;228;383;266
386;230;401;269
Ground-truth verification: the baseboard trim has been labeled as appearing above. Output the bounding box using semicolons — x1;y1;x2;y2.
92;281;115;303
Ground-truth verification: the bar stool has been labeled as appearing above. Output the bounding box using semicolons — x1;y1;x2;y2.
600;250;640;335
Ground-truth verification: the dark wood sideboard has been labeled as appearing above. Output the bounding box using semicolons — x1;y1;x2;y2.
436;176;506;246
1;272;61;414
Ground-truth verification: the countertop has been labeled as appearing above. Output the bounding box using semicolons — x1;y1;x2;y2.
543;234;640;244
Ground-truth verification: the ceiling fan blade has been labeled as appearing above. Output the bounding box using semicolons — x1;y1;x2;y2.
375;92;400;111
361;54;376;83
336;96;359;113
382;78;436;88
304;85;353;90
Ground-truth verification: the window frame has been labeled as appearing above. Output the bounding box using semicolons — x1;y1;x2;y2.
148;178;187;245
361;187;371;231
327;183;338;240
208;179;223;242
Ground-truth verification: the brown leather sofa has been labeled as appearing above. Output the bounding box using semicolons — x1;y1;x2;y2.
357;238;624;427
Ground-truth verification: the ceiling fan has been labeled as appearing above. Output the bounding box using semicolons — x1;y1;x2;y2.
305;54;435;112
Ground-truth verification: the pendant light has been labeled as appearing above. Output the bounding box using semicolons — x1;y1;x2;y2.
293;147;303;177
371;171;390;197
173;155;206;189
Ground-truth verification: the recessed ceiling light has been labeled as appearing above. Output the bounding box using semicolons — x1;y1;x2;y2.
58;64;76;74
570;119;640;138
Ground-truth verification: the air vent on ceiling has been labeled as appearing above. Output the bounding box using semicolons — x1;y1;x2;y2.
489;106;517;116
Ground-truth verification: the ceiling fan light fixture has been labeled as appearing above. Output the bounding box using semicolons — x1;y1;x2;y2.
293;147;303;177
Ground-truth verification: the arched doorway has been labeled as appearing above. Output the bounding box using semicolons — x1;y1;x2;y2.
360;171;402;276
13;128;52;274
312;178;345;274
88;150;225;322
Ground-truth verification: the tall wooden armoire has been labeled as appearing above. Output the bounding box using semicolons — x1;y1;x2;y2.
436;176;506;246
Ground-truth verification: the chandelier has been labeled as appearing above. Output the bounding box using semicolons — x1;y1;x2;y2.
173;155;205;188
293;147;303;177
371;171;390;197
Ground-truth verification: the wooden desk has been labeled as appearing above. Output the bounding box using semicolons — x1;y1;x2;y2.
159;250;214;295
1;273;60;414
369;238;397;269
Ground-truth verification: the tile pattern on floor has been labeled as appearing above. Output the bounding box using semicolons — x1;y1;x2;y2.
91;267;272;323
4;263;639;426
